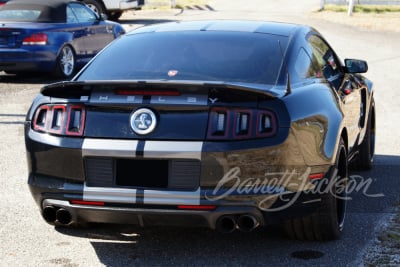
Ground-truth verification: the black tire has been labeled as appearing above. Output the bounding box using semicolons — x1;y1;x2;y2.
107;11;122;21
83;0;105;16
54;45;75;79
352;99;375;170
284;138;348;241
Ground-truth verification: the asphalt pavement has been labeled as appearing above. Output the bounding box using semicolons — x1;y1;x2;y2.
1;0;399;266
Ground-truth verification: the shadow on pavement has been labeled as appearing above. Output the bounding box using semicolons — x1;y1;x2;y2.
0;72;63;85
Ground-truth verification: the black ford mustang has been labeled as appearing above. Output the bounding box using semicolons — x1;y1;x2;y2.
25;20;375;241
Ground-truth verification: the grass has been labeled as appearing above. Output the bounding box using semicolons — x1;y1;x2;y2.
322;4;400;13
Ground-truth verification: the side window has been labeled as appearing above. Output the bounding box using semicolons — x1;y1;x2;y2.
308;35;342;87
68;3;97;23
66;6;78;23
294;48;317;80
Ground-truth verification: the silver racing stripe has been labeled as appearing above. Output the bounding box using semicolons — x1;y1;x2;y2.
82;139;138;158
82;139;203;160
83;184;201;205
144;188;201;205
83;184;137;203
144;141;203;160
82;139;203;205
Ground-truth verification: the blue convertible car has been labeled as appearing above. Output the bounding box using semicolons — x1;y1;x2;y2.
0;0;125;78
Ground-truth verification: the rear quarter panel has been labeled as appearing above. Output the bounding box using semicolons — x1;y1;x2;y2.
283;83;343;166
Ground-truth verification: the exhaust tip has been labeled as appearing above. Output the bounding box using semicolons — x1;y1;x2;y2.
56;208;72;225
42;206;57;223
237;214;259;232
216;215;237;233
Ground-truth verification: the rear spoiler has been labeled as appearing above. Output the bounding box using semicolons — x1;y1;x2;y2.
41;80;284;99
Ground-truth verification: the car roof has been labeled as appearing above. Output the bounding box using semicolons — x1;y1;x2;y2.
129;20;303;37
1;0;73;23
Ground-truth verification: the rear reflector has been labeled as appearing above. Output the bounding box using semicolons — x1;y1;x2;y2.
70;200;105;206
177;205;217;210
309;173;325;180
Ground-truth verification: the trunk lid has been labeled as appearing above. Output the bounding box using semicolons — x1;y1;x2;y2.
0;22;52;48
40;80;286;141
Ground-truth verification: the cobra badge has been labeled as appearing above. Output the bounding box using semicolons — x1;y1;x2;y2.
130;108;157;135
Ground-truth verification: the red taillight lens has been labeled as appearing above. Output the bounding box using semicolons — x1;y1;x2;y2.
256;111;277;137
48;105;66;134
32;104;85;136
22;33;48;45
33;105;50;132
177;205;217;210
70;200;105;206
207;108;229;139
66;105;86;136
233;110;252;139
309;173;325;180
207;107;277;140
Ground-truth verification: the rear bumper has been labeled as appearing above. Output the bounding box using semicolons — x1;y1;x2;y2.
29;173;324;229
26;122;331;229
42;199;264;229
0;49;56;72
104;0;145;11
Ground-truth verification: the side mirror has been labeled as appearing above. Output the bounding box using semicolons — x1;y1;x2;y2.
344;59;368;73
99;13;108;21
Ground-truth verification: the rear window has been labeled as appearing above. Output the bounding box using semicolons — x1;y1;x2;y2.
76;31;288;85
0;3;66;22
0;9;41;21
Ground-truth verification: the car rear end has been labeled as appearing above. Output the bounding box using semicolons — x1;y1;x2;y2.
25;23;332;232
0;1;63;73
0;25;60;72
26;80;326;232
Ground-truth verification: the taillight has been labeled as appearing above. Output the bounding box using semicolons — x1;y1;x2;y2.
22;33;48;45
257;111;276;137
233;110;252;139
33;105;50;132
32;104;85;137
207;107;277;140
208;108;230;139
48;105;66;134
66;105;86;136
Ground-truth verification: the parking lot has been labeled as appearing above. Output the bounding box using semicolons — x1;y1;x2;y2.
1;0;400;266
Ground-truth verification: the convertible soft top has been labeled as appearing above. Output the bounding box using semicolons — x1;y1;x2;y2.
0;0;71;22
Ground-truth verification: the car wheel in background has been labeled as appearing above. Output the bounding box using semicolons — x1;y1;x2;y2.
284;138;348;241
54;45;75;79
82;0;105;16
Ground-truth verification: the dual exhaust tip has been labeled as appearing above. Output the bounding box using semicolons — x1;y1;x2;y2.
216;214;260;233
43;206;259;232
42;206;72;225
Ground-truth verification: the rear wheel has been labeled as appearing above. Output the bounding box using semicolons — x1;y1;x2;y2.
54;45;75;79
284;138;348;241
352;99;375;170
